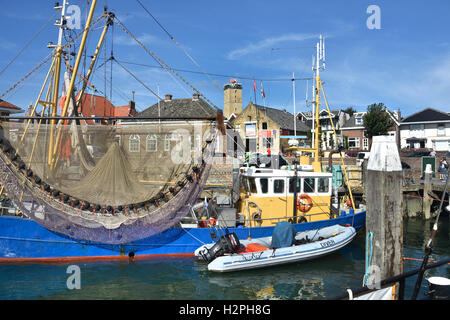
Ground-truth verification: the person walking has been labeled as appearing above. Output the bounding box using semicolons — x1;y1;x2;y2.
439;157;448;181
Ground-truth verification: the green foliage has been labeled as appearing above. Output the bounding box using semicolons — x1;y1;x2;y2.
363;103;392;139
343;136;349;149
343;107;356;117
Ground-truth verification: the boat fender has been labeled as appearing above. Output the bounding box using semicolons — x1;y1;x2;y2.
297;194;313;212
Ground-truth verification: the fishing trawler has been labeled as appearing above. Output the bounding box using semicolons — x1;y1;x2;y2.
0;1;365;262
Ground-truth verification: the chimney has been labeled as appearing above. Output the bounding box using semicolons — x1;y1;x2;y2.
192;93;200;101
129;100;136;116
164;94;172;102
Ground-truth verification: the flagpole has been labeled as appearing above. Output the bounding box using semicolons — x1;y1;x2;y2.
253;79;257;105
292;72;296;137
260;81;266;107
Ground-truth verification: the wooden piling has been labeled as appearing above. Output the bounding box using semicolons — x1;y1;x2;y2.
365;136;403;290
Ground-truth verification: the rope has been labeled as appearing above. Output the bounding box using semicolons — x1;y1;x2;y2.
113;59;162;100
363;231;374;286
113;16;219;111
0;12;57;78
135;0;223;93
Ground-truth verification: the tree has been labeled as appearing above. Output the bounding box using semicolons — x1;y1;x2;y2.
343;107;357;117
363;103;392;139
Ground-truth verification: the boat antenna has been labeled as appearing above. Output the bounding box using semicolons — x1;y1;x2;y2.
411;168;449;299
292;72;296;137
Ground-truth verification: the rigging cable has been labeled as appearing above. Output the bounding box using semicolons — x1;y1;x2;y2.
0;11;58;78
411;167;449;299
113;58;162;101
135;0;222;93
113;16;219;111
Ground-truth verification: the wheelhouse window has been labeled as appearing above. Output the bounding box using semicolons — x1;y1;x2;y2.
247;177;257;193
303;177;315;193
129;134;140;153
273;179;284;194
317;177;329;193
259;178;268;194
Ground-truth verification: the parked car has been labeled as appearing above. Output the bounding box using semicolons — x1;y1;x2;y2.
406;151;431;157
345;151;358;158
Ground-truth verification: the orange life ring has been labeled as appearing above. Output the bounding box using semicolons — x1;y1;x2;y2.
297;194;313;212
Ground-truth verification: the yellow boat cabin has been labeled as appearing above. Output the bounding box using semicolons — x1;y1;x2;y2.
238;166;334;227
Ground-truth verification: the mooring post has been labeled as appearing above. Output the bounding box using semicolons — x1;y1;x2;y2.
365;136;403;296
423;164;433;220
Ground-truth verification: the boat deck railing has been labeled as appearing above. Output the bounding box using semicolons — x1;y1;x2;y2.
328;257;450;300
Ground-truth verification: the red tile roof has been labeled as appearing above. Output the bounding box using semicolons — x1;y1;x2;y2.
0;99;22;113
58;93;133;124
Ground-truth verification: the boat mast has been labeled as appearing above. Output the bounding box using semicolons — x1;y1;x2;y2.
47;0;68;165
312;35;325;171
49;0;99;169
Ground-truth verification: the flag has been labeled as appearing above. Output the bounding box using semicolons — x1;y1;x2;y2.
260;81;266;98
252;80;257;91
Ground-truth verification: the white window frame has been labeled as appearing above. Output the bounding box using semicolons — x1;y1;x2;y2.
129;134;140;153
164;134;171;151
146;134;157;152
348;137;360;149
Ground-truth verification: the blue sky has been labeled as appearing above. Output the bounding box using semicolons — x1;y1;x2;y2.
1;0;450;117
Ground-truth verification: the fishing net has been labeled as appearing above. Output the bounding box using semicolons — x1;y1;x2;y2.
0;119;217;244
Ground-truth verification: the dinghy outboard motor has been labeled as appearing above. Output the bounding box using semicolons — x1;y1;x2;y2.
200;232;240;263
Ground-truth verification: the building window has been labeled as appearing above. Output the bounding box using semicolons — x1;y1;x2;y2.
363;138;369;150
348;137;360;149
263;137;273;148
164;134;171;151
262;122;268;130
129;134;140;152
355;117;363;125
410;124;424;132
146;134;157;152
438;124;445;136
274;179;284;194
259;178;268;194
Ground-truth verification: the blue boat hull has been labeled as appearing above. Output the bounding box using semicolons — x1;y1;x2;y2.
0;211;365;262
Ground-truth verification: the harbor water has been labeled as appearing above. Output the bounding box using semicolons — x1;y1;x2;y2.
0;217;448;300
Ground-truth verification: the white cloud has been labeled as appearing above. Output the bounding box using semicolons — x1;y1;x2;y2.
227;33;317;60
114;33;163;47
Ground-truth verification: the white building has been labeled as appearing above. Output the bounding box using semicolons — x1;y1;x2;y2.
399;108;450;151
